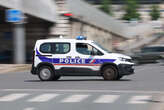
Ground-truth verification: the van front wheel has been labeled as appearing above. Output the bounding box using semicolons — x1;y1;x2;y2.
102;65;118;80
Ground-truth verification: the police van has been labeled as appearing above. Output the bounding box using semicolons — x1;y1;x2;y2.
31;36;134;81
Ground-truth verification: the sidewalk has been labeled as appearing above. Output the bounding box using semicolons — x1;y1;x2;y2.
0;64;31;74
150;94;164;110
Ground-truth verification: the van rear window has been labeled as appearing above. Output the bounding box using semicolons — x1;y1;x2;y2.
40;43;70;54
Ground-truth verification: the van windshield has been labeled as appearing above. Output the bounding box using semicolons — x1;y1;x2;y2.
93;42;111;53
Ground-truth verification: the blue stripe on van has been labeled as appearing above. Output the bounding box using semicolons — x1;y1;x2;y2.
36;49;116;65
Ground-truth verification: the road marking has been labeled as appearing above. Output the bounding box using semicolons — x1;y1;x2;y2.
94;95;120;103
24;107;35;110
0;92;155;104
61;95;89;103
0;93;29;102
2;89;164;94
28;94;59;102
128;96;152;104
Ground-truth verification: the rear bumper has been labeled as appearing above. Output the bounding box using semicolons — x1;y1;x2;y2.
118;64;134;76
31;65;37;75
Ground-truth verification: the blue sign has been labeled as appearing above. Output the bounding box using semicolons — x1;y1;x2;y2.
6;9;23;22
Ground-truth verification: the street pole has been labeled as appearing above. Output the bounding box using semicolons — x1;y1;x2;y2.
6;9;26;64
13;23;26;64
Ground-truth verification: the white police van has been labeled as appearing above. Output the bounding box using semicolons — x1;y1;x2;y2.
31;36;134;81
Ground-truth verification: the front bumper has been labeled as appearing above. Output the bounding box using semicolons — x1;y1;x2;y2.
118;64;134;76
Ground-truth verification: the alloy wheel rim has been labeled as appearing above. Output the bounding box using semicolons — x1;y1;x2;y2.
40;68;51;80
105;68;114;79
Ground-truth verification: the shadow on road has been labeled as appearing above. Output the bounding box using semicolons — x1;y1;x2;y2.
24;78;132;82
24;80;41;82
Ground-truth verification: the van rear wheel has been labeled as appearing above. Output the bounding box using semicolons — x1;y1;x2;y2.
102;65;118;80
38;66;55;81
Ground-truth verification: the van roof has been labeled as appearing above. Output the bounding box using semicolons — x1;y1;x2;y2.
36;38;93;43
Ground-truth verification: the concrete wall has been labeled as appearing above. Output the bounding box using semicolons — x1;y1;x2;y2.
70;20;113;50
0;0;58;22
50;16;127;51
51;0;128;51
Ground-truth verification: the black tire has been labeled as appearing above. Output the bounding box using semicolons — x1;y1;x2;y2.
102;65;118;81
38;66;55;81
53;75;61;81
116;76;123;80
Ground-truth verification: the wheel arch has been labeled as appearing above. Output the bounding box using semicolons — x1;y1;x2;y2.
36;62;55;74
100;63;118;74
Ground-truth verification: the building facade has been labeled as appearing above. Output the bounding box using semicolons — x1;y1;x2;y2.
0;0;135;63
0;0;57;63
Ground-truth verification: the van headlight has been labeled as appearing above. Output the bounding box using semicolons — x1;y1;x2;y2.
118;57;131;62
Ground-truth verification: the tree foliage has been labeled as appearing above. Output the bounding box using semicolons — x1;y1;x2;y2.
99;0;113;16
122;0;141;21
150;5;161;20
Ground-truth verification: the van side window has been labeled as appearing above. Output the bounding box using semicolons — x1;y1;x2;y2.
40;43;52;53
93;47;103;56
53;43;70;54
76;43;103;56
76;43;91;55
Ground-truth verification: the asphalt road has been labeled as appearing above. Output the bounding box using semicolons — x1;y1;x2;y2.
0;64;164;110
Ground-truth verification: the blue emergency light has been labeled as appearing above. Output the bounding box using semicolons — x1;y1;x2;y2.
76;36;87;40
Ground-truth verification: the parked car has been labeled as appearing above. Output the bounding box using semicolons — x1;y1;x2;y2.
131;45;164;64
